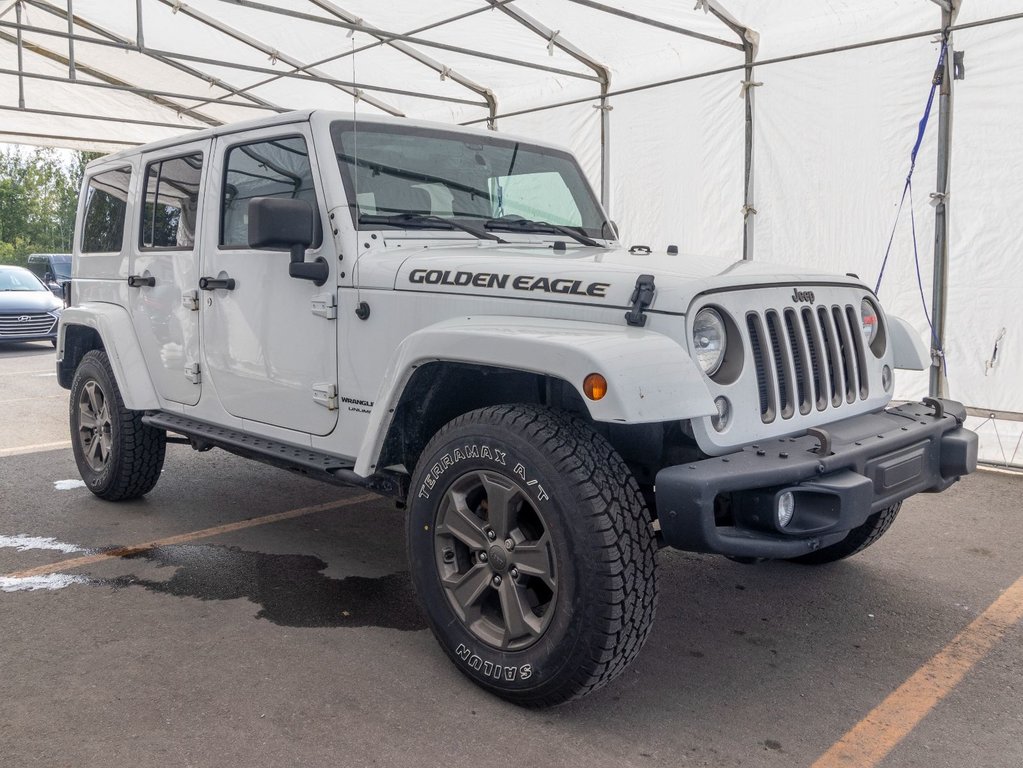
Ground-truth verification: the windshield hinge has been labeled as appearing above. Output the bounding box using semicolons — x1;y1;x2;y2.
311;293;337;320
625;274;656;327
313;383;338;410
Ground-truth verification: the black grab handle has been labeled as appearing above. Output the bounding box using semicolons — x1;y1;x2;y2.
199;276;236;291
127;275;156;288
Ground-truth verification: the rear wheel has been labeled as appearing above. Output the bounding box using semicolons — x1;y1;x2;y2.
788;502;901;565
70;349;166;501
407;405;658;706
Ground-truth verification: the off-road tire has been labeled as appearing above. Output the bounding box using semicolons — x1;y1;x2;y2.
407;404;658;707
70;349;166;501
788;502;901;565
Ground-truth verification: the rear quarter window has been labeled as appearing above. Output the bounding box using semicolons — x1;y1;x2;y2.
82;167;132;253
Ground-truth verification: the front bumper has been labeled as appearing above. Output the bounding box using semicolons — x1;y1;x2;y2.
655;399;977;558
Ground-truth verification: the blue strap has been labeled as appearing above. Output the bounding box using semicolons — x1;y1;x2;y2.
874;34;948;295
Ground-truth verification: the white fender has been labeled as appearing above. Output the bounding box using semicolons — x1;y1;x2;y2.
354;316;716;476
887;315;930;371
59;304;160;410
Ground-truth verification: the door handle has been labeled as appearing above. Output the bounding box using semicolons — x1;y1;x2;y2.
199;276;236;291
127;274;156;288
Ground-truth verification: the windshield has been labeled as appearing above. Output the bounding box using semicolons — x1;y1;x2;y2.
331;121;610;239
51;260;71;279
0;269;46;292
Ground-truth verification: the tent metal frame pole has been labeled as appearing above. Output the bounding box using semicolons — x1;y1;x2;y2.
154;0;405;116
0;103;206;130
15;0;25;107
306;0;498;127
565;0;742;50
27;0;284;113
0;64;272;111
930;3;957;398
208;0;598;82
741;41;755;261
65;0;74;78
0;19;486;108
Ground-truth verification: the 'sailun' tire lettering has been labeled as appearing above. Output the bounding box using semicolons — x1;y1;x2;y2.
407;404;657;707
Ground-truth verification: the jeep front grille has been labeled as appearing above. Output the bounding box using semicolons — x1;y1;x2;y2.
746;304;868;423
0;313;56;337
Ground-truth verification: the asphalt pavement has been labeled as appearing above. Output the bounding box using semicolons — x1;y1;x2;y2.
1;341;1021;768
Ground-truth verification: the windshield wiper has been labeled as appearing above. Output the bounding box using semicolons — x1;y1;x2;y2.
484;216;600;247
358;213;507;243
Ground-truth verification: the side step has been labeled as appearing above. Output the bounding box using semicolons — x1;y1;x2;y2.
142;412;404;498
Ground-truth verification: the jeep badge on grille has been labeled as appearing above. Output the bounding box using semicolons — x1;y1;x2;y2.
791;288;815;303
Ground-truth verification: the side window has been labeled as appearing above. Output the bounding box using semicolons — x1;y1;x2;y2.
220;136;321;248
82;167;131;253
141;153;203;249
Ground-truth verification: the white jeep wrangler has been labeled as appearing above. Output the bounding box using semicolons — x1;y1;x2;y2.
58;110;977;706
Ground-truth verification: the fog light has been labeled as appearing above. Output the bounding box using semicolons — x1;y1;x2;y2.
882;364;893;392
711;396;731;432
777;491;795;528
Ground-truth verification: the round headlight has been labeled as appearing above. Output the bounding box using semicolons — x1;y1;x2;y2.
692;308;726;376
860;299;878;344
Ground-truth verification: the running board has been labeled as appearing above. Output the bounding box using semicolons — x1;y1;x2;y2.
142;412;404;498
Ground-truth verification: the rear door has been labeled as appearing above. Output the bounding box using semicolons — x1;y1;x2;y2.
200;125;338;436
129;142;209;406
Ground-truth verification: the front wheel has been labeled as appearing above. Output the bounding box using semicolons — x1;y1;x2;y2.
407;405;658;706
70;349;166;501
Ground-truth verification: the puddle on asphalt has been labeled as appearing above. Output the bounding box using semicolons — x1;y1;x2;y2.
2;531;423;631
110;544;427;630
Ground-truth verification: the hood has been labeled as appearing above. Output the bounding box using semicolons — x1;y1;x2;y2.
0;289;63;313
381;241;869;315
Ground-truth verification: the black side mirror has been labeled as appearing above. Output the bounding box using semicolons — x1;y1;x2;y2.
247;197;328;286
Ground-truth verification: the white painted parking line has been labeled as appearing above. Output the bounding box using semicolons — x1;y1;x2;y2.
0;395;66;404
0;370;52;376
0;441;72;458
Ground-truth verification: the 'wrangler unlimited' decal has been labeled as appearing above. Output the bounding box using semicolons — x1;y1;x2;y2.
409;268;610;298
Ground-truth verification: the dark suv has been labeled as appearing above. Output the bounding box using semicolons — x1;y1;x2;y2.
26;253;72;299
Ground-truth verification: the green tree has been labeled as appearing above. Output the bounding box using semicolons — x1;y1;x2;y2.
0;147;100;265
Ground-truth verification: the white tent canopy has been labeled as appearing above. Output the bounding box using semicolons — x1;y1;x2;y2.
2;0;1021;465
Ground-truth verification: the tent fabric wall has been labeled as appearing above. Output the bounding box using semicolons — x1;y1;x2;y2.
1;0;1020;465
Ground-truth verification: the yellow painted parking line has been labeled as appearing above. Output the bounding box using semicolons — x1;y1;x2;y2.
0;440;72;458
4;494;377;579
812;574;1023;768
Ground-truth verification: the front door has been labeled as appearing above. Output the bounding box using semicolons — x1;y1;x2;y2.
129;142;209;406
200;126;338;436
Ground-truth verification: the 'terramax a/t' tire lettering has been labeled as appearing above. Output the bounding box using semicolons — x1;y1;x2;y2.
69;350;166;501
407;405;658;706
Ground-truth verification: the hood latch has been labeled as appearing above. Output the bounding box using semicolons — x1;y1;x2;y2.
625;274;656;327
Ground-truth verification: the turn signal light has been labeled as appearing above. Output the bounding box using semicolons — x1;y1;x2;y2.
583;373;608;401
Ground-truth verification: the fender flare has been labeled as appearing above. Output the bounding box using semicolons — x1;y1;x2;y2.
354;315;716;476
887;314;930;371
59;303;160;410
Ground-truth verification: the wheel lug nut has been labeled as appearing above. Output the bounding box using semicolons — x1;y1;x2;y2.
492;575;502;586
442;548;454;563
486;529;496;541
510;568;519;579
479;552;488;563
505;539;514;550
